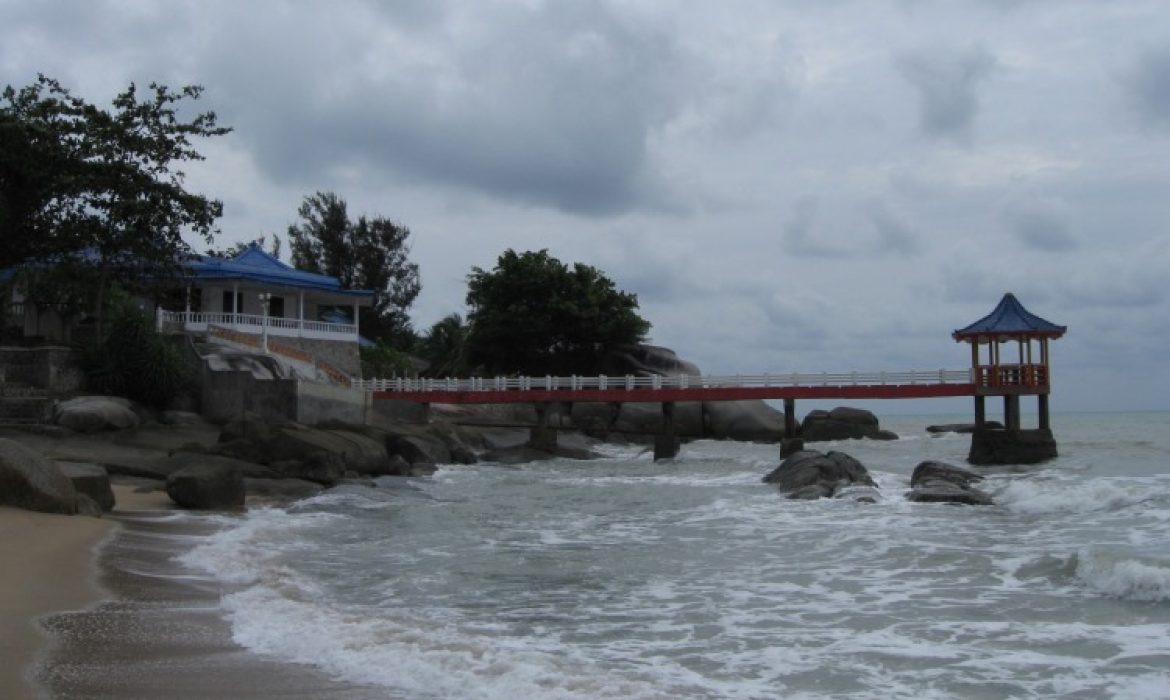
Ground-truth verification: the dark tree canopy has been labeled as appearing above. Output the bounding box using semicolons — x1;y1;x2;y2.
464;249;650;376
0;75;230;284
419;313;470;377
287;192;421;345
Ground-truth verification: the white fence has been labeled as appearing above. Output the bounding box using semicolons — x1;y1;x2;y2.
157;309;357;340
355;369;974;394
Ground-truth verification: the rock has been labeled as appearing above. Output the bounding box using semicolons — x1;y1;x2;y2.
76;493;104;517
166;463;245;510
388;433;452;466
161;410;206;426
703;401;785;442
926;422;1004;434
54;396;140;433
481;444;601;465
243;477;325;503
269;451;346;485
779;437;805;457
58;462;115;512
801;407;898;442
602;344;702;377
762;450;876;500
968;428;1058;465
908;460;993;506
0;438;78;514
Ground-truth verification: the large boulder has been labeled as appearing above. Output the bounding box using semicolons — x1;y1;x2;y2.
166;463;245;510
704;401;785;442
602;344;702;377
0;438;78;514
908;460;993;506
215;419;399;482
801;407;897;442
58;462;115;512
53;396;140;433
762;449;877;500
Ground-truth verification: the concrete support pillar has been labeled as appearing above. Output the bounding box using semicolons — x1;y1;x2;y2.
654;401;681;461
974;395;986;428
529;402;557;452
1004;394;1021;431
1038;394;1050;431
783;398;797;438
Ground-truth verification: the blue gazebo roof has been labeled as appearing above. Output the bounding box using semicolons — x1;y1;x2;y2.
953;293;1066;341
186;245;374;299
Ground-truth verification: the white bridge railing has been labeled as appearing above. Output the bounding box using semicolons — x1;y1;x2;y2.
355;369;974;394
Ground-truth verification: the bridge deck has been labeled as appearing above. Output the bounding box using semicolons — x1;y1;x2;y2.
363;370;997;404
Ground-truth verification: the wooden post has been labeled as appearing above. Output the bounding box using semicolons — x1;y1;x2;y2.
654;401;680;461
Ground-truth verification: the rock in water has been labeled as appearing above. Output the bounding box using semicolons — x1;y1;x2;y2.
908;460;993;506
166;463;245;510
801;407;898;442
762;449;877;500
0;438;78;514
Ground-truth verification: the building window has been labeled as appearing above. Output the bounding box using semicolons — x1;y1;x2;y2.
268;296;285;318
222;291;243;314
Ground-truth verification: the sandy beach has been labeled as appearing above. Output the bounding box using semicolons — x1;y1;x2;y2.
0;485;172;700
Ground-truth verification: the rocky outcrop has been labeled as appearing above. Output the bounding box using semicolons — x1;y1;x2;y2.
800;407;897;442
602;344;702;377
166;463;245;510
908;461;993;506
762;449;877;500
704;401;784;442
968;428;1057;465
926;421;1005;434
53;396;140;433
0;438;77;514
58;462;115;512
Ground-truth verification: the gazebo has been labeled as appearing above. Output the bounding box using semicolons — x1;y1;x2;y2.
953;293;1066;432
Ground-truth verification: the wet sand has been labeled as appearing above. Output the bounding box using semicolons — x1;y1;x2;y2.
36;486;384;699
0;504;115;700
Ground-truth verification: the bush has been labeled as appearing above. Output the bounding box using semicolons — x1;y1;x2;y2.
82;301;194;409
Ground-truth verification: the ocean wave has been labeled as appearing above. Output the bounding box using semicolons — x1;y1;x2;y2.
1074;548;1170;603
994;478;1150;516
177;507;345;585
218;584;679;699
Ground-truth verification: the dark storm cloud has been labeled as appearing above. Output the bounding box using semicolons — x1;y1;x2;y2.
782;197;922;259
1125;45;1170;129
896;46;995;140
205;1;685;216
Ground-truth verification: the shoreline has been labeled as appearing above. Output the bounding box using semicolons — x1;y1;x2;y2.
30;483;382;699
0;485;166;700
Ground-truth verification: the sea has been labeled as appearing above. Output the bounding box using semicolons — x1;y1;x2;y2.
156;412;1170;698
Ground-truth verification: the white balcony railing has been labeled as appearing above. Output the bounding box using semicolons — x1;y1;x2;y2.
157;309;357;341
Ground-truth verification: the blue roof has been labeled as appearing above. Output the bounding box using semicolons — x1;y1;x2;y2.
953;293;1066;340
186;245;374;298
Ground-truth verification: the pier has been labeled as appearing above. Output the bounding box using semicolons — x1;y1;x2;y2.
362;293;1066;463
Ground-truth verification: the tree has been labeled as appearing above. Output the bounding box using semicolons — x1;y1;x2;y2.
205;233;281;260
464;249;650;376
419;313;470;377
287;192;421;345
0;75;230;320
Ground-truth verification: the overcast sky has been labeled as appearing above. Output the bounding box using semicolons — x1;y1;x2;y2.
4;0;1169;413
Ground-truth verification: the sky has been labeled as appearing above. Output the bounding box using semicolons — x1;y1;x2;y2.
3;0;1169;414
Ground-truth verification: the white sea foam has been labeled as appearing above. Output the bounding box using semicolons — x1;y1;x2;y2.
1075;548;1170;602
994;477;1149;515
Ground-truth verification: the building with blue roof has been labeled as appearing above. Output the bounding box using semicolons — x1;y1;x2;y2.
5;244;375;377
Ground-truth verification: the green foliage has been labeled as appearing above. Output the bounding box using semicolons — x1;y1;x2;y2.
1;75;230;278
81;297;194;409
288;192;421;345
360;340;418;378
205;234;282;260
464;249;650;376
419;313;470;377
